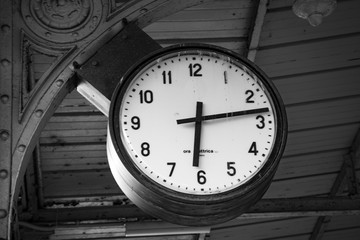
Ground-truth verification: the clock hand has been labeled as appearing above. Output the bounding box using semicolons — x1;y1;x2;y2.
177;107;269;124
193;101;203;167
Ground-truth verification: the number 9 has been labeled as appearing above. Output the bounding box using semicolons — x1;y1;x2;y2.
131;116;140;130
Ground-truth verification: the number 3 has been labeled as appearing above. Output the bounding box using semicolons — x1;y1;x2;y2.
256;115;265;129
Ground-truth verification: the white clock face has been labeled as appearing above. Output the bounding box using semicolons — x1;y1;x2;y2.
117;49;277;195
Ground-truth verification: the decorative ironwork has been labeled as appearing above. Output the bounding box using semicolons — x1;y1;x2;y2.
21;0;102;43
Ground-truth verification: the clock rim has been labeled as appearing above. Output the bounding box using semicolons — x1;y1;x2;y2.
108;43;287;204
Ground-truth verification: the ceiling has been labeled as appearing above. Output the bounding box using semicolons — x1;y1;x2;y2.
15;0;360;239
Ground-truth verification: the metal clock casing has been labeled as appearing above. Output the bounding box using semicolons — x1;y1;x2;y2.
107;43;287;226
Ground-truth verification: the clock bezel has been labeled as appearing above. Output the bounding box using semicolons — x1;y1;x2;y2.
107;43;287;224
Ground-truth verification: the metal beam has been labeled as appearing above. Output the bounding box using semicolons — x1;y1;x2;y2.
309;216;331;240
352;128;360;162
309;127;360;240
19;197;360;223
247;0;269;62
344;154;360;196
19;221;210;240
0;0;13;239
244;197;360;218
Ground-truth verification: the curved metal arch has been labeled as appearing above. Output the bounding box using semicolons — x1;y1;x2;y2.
5;0;213;238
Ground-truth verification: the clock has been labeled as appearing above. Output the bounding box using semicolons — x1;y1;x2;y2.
107;43;287;226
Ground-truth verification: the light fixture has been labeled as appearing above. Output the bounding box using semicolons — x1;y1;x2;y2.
293;0;337;26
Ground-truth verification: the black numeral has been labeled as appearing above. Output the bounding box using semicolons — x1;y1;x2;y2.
131;116;140;130
139;90;153;104
197;170;206;184
167;162;176;177
245;90;254;103
189;63;202;77
256;115;265;129
162;70;172;84
141;142;150;156
227;162;236;176
248;142;258;155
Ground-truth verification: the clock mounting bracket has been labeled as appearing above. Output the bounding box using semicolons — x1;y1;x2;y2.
75;20;161;113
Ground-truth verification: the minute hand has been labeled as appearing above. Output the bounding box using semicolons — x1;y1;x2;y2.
177;107;269;124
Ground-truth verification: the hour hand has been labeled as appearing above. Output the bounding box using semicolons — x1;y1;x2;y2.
177;107;269;124
192;102;203;167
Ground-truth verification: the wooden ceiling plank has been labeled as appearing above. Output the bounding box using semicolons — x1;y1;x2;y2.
125;222;210;238
41;157;109;172
42;172;121;199
275;149;346;181
190;0;253;10
147;29;249;40
145;19;251;32
274;66;360;106
43;121;107;131
211;217;315;240
261;0;360;47
265;173;338;198
284;123;359;157
256;34;360;78
159;8;252;22
322;227;360;240
48;114;107;123
286;96;360;132
324;215;360;231
267;0;293;9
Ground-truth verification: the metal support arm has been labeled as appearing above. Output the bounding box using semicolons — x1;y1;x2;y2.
76;21;161;116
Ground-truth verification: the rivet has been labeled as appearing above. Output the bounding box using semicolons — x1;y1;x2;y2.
56;79;64;87
91;60;99;66
35;109;43;117
45;32;51;37
0;130;9;141
0;95;9;104
0;170;8;179
92;16;98;22
0;209;7;219
18;144;26;152
1;24;10;33
25;15;32;21
72;32;79;37
1;59;10;67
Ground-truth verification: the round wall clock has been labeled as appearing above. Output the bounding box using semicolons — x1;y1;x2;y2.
107;43;287;226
